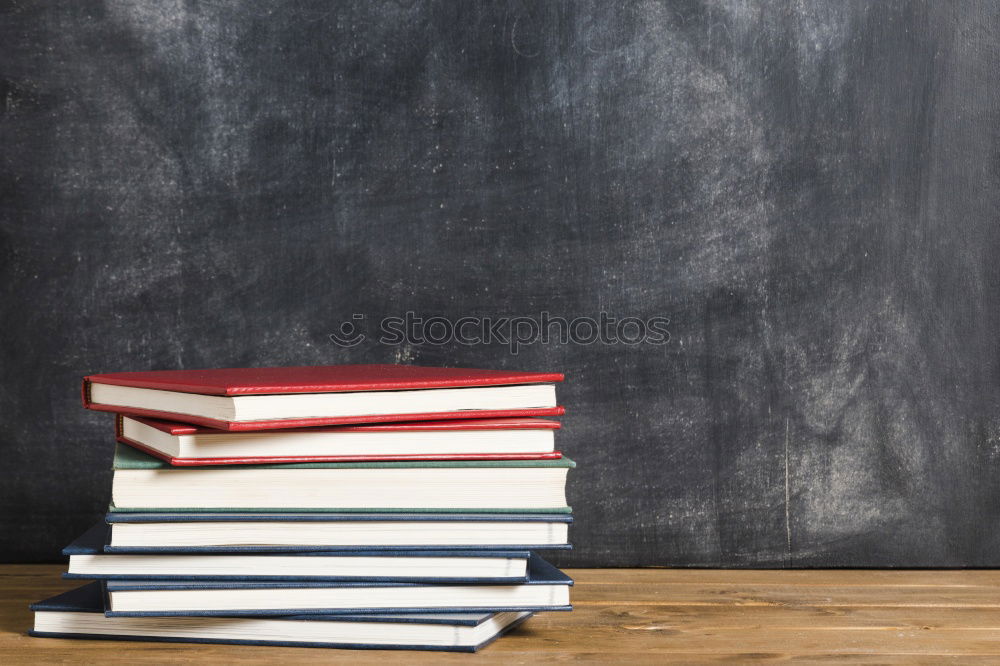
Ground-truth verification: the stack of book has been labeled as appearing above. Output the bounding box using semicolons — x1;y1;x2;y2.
30;364;574;652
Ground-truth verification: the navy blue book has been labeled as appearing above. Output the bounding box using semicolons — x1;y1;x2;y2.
30;583;533;652
103;553;572;617
63;523;531;583
104;511;572;552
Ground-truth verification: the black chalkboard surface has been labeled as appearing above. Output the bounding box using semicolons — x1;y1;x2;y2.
3;2;999;566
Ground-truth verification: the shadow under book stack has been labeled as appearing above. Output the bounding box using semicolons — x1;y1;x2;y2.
29;364;574;652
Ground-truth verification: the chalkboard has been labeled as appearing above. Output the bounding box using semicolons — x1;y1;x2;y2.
3;1;1000;566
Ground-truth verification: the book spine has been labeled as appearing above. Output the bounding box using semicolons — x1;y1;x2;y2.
81;379;92;408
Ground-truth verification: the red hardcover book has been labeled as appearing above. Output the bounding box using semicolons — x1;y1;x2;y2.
116;414;563;466
83;364;565;431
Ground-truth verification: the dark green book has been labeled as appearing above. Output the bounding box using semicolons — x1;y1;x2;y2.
112;443;574;513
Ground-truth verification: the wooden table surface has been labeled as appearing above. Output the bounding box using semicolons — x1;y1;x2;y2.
5;565;1000;663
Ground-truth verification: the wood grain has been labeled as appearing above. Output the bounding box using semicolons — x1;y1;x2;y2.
6;565;1000;663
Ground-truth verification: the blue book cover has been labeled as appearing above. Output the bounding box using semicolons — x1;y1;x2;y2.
103;511;572;552
30;583;533;652
103;553;573;617
62;522;532;583
107;512;574;522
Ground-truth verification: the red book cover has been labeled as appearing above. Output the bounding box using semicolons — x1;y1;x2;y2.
116;415;564;466
86;364;564;395
83;364;565;431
